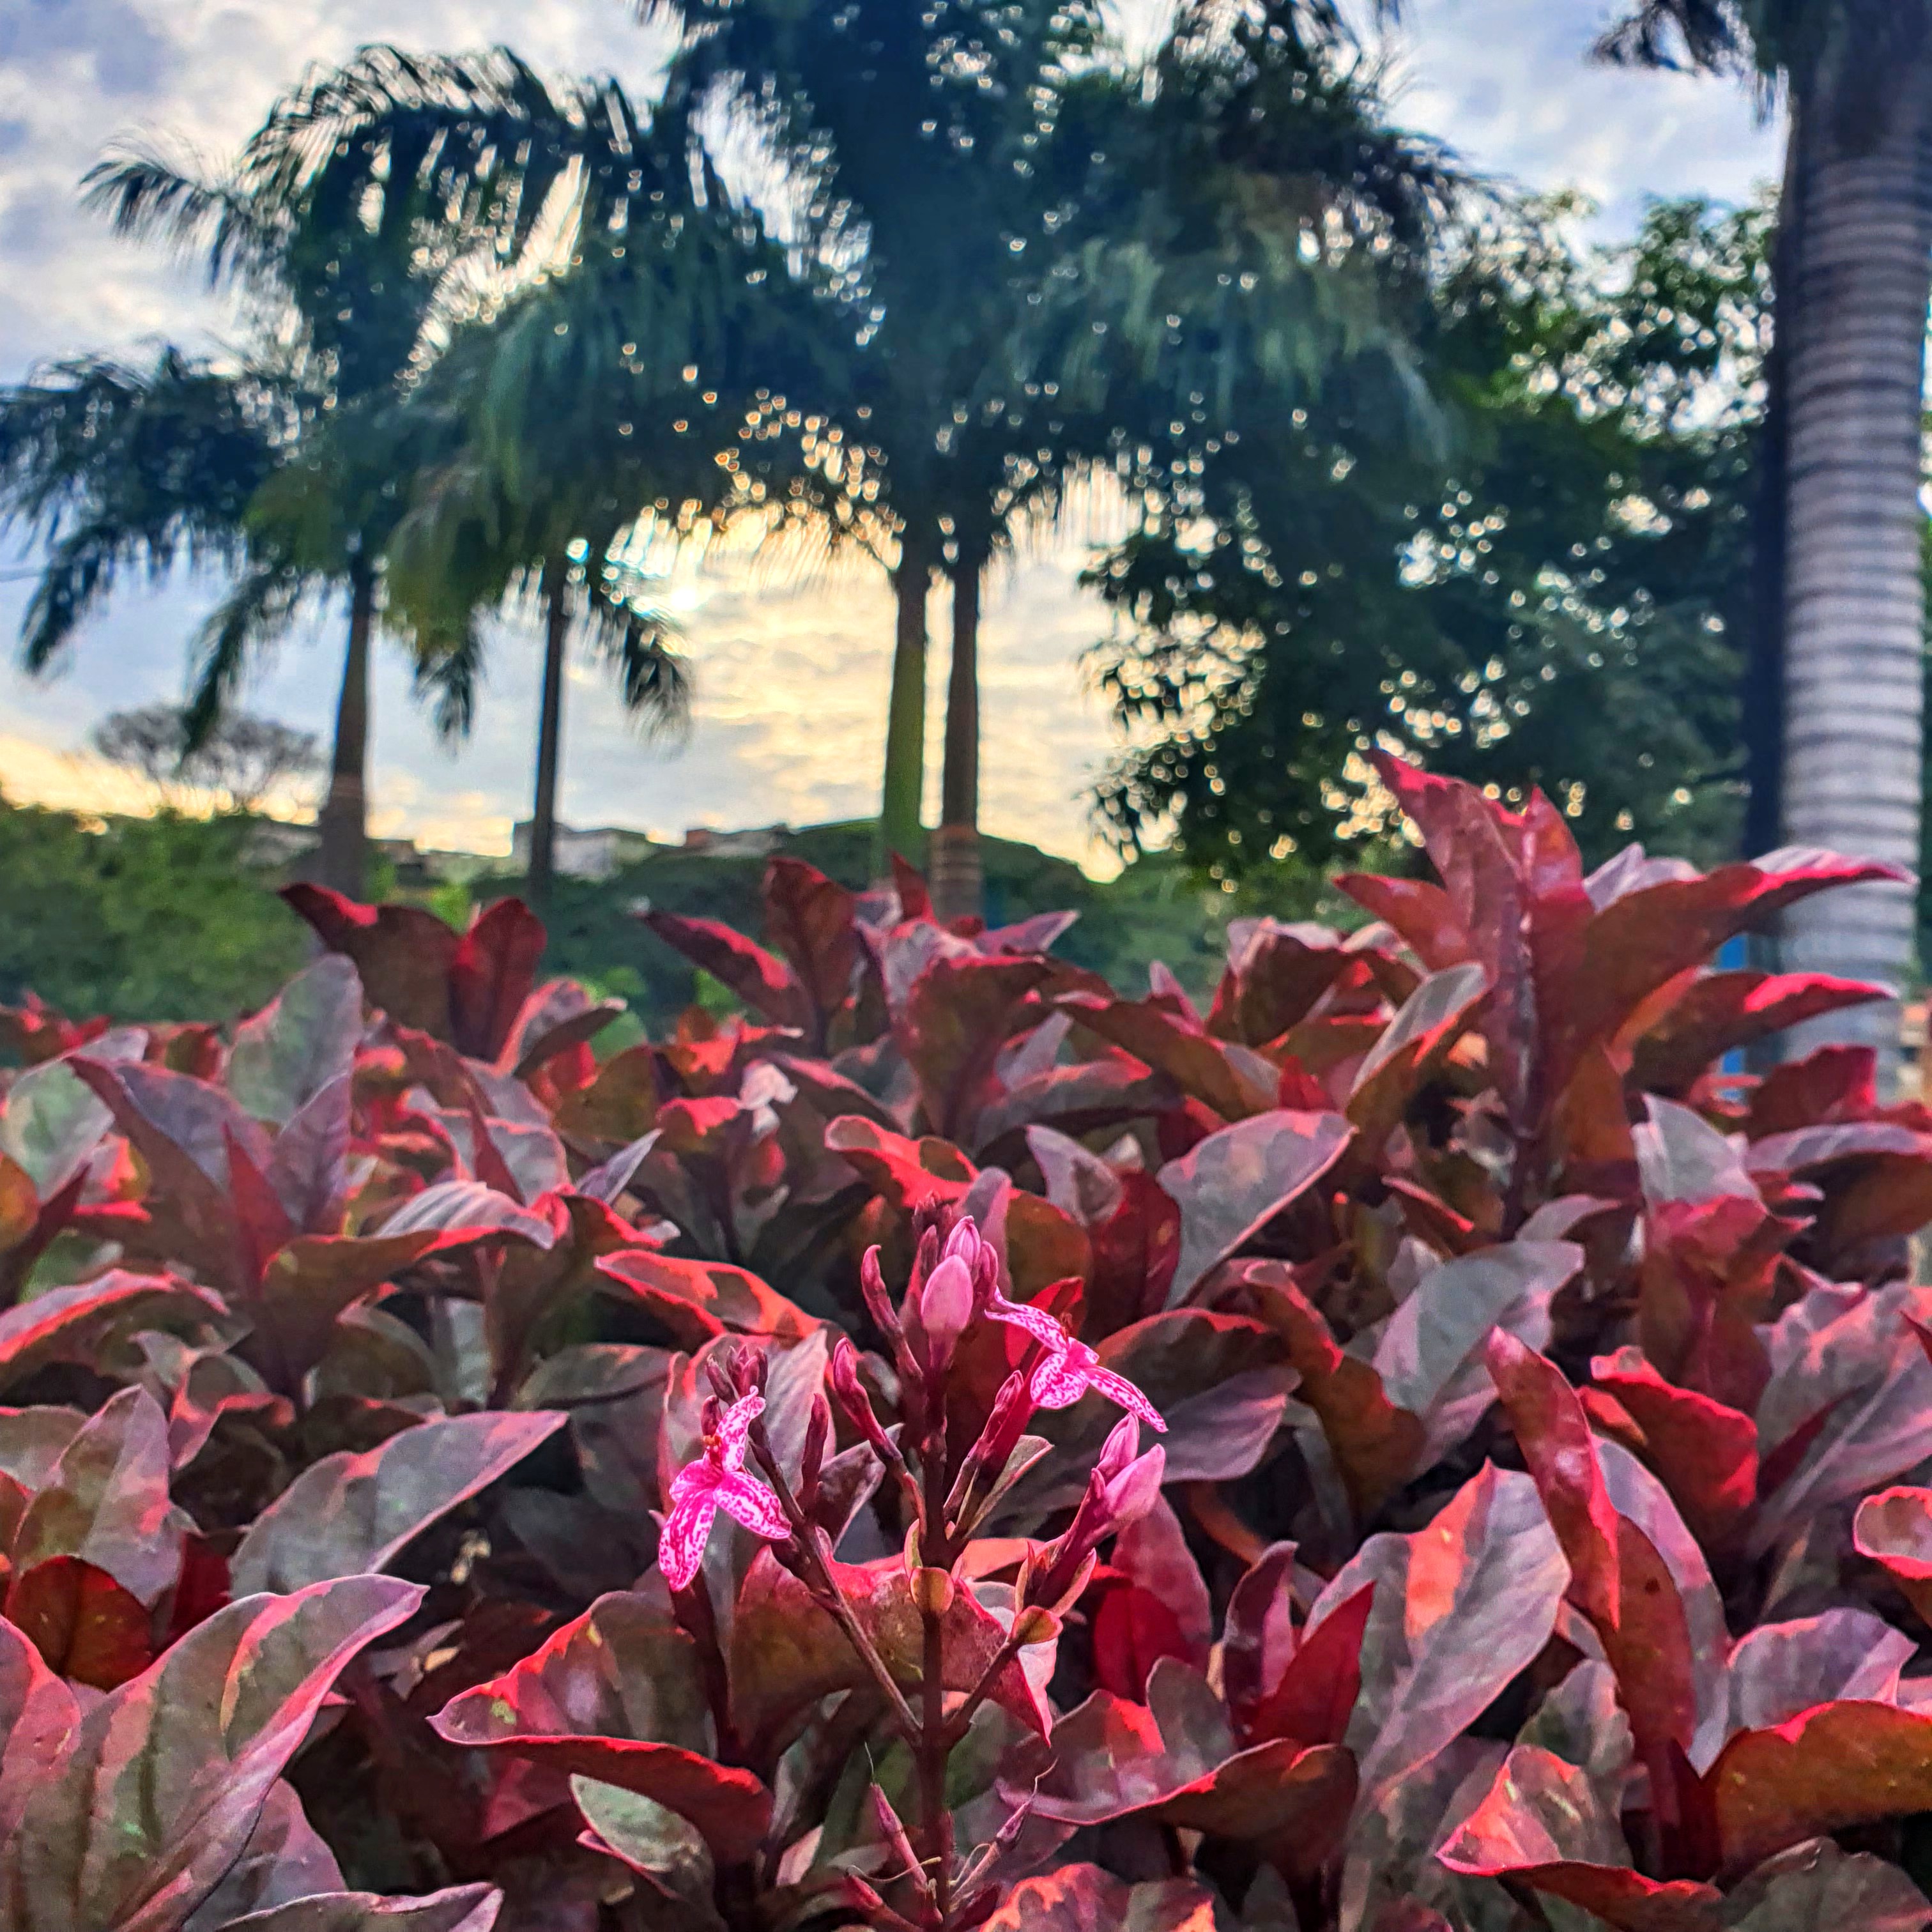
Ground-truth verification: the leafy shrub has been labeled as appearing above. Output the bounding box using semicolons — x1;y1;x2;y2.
0;800;307;1022
5;753;1932;1930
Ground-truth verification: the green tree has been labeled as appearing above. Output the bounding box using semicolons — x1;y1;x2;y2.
1598;1;1932;1064
682;0;1455;912
5;50;606;895
1089;193;1771;883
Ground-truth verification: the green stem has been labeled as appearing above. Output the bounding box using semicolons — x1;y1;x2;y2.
877;520;936;879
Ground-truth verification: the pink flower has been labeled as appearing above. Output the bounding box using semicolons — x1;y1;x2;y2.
659;1391;791;1590
983;1291;1166;1432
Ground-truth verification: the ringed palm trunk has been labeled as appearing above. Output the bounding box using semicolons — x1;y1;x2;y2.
1776;59;1932;1080
527;570;570;915
931;541;987;923
315;557;375;898
876;520;937;882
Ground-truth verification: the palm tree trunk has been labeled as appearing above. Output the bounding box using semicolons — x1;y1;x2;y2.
315;558;374;898
528;573;570;915
1744;113;1802;867
1777;56;1932;1080
876;520;936;881
931;543;986;923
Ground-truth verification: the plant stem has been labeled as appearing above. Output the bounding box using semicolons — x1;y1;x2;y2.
750;1425;921;1739
914;1413;956;1922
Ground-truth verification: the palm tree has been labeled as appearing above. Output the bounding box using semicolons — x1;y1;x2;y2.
1599;2;1932;1066
0;346;284;703
30;49;605;894
684;0;1452;914
386;210;822;908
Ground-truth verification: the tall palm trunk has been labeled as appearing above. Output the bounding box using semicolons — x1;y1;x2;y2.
1777;61;1932;1077
315;557;375;897
1744;116;1802;868
931;542;986;922
877;521;937;881
528;571;571;914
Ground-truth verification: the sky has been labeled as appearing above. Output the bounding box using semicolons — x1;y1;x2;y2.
0;0;1784;869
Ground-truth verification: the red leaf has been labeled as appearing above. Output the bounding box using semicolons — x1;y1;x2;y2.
1248;1583;1375;1750
824;1114;977;1209
1637;1194;1784;1415
4;1556;154;1689
1333;874;1471;972
1438;1744;1721;1929
1557;853;1910;1101
229;1410;566;1595
1062;992;1271;1123
1333;1464;1567;1811
1091;1578;1193;1701
1110;1494;1212;1673
1486;1333;1698;1778
595;1250;817;1347
1747;1045;1879;1138
978;1864;1229;1931
0;1615;77;1844
1346;962;1489;1152
1586;1348;1758;1553
1156;1108;1353;1300
900;954;1053;1142
1245;1264;1422;1517
10;1384;181;1607
639;908;806;1030
763;856;859;1045
1710;1700;1932;1873
1;1574;424;1932
1206;919;1354;1045
0;1272;224;1399
431;1591;772;1864
445;899;548;1061
217;1885;503;1931
1853;1485;1932;1621
281;885;462;1041
1630;972;1887;1097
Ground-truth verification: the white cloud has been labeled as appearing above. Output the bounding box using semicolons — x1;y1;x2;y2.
0;0;1785;871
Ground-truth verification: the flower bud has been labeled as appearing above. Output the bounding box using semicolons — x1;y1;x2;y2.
830;1336;900;1463
913;1566;956;1616
1011;1604;1060;1646
859;1244;904;1346
797;1392;832;1515
943;1215;1002;1308
869;1784;928;1892
916;1254;975;1363
1093;1413;1141;1484
1101;1445;1166;1529
973;1370;1034;1477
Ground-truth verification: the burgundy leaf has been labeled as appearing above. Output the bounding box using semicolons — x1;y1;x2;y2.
0;1574;423;1932
639;908;806;1030
280;886;462;1041
1156;1108;1353;1300
10;1384;182;1606
229;1411;566;1595
0;1273;224;1397
431;1590;772;1863
217;1885;501;1932
228;956;364;1128
1331;1464;1567;1811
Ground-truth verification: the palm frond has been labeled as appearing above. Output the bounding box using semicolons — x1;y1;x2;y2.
411;618;487;740
183;563;311;748
80;142;288;292
586;580;692;737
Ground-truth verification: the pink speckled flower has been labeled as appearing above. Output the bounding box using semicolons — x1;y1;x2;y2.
983;1292;1166;1432
659;1392;791;1590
